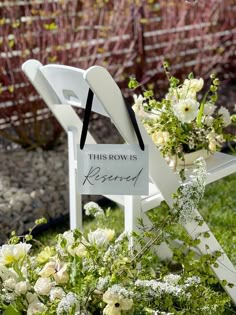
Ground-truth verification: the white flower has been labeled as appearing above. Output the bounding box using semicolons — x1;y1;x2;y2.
4;278;17;290
209;140;217;152
50;287;65;301
182;78;204;93
84;201;104;217
204;116;214;126
27;301;46;315
39;261;56;278
0;243;31;265
218;106;231;126
88;228;115;246
34;277;53;295
103;287;133;315
26;292;38;304
204;102;216;116
151;131;169;145
68;242;87;257
56;292;80;315
62;230;75;246
132;94;146;113
53;263;69;284
173;98;199;123
15;281;29;295
39;260;69;284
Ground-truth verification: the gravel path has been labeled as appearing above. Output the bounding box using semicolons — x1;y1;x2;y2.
0;115;122;243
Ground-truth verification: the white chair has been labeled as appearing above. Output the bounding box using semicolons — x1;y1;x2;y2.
22;60;236;304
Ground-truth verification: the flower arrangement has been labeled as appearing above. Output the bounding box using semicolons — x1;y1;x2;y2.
129;62;235;166
0;160;231;315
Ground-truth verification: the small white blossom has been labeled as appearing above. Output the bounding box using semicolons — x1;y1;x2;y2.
56;292;80;315
84;201;104;217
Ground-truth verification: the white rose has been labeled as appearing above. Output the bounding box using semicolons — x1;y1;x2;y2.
88;228;115;246
68;243;87;257
62;231;75;246
26;292;38;304
218;106;231;127
204;102;216;116
27;301;46;315
183;78;204;93
15;281;29;295
49;287;65;301
53;264;69;284
34;277;53;295
39;261;56;278
204;116;214;126
4;278;17;290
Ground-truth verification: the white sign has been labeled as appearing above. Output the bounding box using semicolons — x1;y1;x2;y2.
78;144;149;195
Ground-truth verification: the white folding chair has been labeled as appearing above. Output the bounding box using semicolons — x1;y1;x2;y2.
22;60;236;304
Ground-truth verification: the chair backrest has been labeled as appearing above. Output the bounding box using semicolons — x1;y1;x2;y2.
84;66;180;204
22;60;105;145
22;60;180;204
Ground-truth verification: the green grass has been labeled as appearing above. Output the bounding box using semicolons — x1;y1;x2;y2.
36;173;236;263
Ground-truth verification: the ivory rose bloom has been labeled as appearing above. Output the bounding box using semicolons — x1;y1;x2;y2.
49;287;65;301
151;131;169;145
27;301;46;315
15;281;29;295
34;277;53;295
88;228;115;246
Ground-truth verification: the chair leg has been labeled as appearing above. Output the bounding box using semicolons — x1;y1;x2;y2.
68;129;82;230
184;207;236;305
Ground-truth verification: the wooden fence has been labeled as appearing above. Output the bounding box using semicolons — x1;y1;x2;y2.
0;0;235;136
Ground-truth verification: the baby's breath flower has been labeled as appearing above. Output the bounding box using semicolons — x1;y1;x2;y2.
84;201;104;217
56;292;80;315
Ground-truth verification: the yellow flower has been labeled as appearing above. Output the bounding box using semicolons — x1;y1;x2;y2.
36;246;54;264
0;243;31;265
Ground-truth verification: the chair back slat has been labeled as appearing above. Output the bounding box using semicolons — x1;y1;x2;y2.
84;65;180;204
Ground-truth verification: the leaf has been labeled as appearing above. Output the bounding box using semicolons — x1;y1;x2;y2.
3;304;21;315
